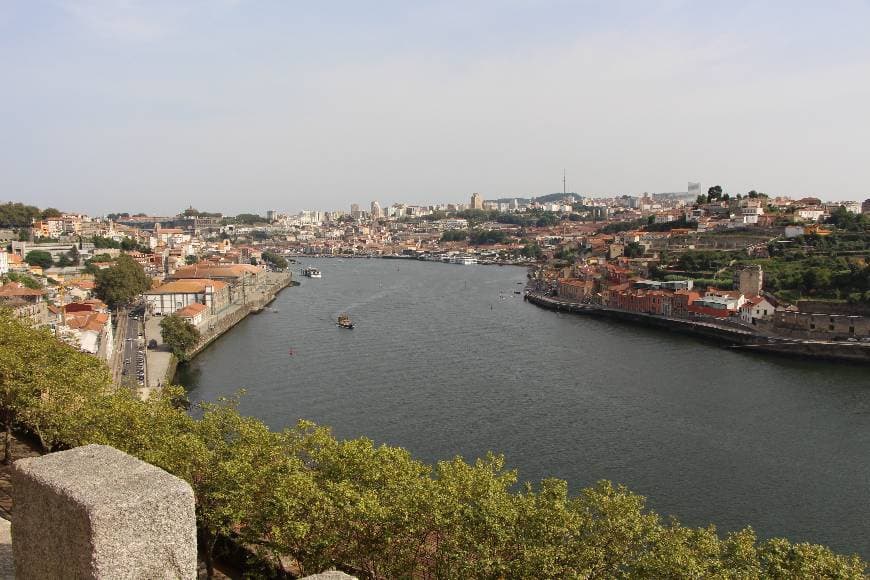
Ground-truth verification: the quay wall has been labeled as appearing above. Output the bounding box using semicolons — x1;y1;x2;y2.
187;272;291;359
733;341;870;363
525;292;870;363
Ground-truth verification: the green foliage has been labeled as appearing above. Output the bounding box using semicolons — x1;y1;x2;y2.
182;207;222;218
261;251;288;269
826;206;869;232
1;272;41;290
536;212;558;227
469;229;509;245
94;254;150;308
0;202;43;228
91;236;121;249
55;246;80;268
440;230;468;242
625;241;645;258
92;235;148;252
676;250;735;273
24;250;53;269
185;255;198;265
226;213;268;225
160;314;201;361
708;185;723;200
522;242;543;259
0;313;866;578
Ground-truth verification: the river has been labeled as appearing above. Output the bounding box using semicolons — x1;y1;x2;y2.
177;258;870;558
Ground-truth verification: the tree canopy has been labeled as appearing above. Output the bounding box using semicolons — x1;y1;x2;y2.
0;202;41;228
94;254;150;308
24;250;53;269
260;251;288;270
0;313;865;578
160;314;201;361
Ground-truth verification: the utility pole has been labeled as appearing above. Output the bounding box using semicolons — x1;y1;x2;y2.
563;169;567;197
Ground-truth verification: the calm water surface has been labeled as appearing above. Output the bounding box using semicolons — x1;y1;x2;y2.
178;258;870;557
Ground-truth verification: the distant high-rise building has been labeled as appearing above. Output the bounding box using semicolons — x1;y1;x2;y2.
688;182;701;200
266;210;276;222
862;198;870;214
350;203;362;219
370;200;382;219
470;192;484;210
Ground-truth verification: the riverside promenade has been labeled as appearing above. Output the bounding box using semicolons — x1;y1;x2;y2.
143;271;291;395
525;291;870;363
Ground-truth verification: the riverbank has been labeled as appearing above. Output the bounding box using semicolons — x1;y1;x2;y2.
525;291;870;363
143;271;292;392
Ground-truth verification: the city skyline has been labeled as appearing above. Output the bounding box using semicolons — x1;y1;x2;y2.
2;1;869;214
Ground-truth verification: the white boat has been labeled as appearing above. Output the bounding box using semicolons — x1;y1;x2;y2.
302;266;322;278
450;255;478;265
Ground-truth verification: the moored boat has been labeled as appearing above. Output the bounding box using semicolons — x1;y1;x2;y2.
302;266;322;278
337;313;354;329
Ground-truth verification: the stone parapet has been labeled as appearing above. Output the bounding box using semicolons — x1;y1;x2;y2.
12;444;196;579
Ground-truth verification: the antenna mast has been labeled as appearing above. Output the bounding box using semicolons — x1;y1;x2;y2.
562;169;567;196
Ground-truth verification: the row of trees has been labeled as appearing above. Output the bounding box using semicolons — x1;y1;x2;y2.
695;187;769;206
92;235;149;253
0;313;865;578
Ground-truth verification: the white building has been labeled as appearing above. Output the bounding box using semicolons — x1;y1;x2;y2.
797;208;825;221
739;296;776;325
145;279;229;315
0;250;8;276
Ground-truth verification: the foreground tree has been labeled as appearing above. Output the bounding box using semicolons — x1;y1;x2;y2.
0;313;866;578
160;314;200;361
94;254;150;308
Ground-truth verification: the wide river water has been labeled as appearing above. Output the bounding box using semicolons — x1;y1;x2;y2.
177;258;870;557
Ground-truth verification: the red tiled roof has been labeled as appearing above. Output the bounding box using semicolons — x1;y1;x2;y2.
175;303;207;318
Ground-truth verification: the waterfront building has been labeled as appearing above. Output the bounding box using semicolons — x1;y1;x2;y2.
739;296;776;325
175;302;208;327
145;279;229;315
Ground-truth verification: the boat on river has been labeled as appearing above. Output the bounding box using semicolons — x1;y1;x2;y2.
337;313;354;329
302;266;322;278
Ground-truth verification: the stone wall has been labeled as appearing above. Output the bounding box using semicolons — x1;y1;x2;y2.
11;445;196;579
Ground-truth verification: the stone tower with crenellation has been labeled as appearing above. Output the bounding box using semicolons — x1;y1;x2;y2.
738;265;763;297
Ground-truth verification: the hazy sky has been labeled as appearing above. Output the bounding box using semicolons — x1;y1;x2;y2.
2;1;869;215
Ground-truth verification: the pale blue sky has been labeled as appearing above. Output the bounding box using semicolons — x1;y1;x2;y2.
1;1;869;215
